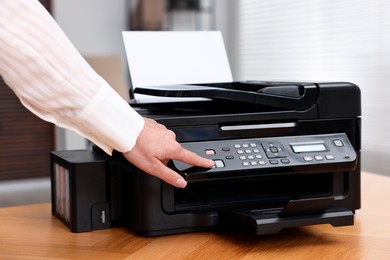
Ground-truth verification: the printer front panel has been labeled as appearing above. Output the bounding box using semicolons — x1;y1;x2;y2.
158;131;360;235
117;108;361;236
163;132;359;207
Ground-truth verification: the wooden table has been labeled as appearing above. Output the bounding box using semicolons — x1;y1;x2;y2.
0;172;389;259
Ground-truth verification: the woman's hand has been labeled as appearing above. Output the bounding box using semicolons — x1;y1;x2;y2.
123;118;215;188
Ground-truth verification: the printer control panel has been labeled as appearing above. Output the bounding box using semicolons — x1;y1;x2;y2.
173;133;357;180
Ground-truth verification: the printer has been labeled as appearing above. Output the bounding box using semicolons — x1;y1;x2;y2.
50;31;361;236
51;80;361;236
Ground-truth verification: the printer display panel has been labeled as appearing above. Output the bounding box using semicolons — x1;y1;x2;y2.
172;133;357;181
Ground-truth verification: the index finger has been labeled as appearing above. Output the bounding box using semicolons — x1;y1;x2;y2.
174;146;215;168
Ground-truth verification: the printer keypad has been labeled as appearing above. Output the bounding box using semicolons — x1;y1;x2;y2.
233;143;267;167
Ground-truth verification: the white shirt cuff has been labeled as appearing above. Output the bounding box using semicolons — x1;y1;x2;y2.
60;81;144;155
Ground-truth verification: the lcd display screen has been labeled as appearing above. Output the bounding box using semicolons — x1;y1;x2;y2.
291;143;327;153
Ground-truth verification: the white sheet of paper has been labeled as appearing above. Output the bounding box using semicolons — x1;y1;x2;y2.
122;31;233;102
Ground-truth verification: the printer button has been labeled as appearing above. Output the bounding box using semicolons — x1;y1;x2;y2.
239;155;247;160
270;147;279;153
242;162;250;166
269;159;279;165
253;148;260;153
242;144;249;148
237;150;244;154
234;144;241;149
281;159;290;164
250;143;257;147
303;156;313;162
266;151;277;158
222;147;230;152
205;149;216;155
214;160;225;168
333;139;344;147
326;155;335;160
225;155;234;160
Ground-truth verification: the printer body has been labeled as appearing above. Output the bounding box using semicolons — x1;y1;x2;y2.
51;81;361;236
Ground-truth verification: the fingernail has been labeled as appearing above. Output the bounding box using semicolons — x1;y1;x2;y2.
176;178;187;188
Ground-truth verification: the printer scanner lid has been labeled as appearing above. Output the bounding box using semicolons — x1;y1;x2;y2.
123;31;360;116
122;31;317;110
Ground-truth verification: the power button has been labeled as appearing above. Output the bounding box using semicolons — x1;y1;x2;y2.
333;139;344;147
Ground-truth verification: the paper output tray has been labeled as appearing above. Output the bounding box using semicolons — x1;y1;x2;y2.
218;197;354;235
134;82;318;110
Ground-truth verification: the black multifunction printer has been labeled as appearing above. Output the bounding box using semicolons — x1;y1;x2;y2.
51;81;361;236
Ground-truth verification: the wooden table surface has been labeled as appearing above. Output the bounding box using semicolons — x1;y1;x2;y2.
0;171;389;259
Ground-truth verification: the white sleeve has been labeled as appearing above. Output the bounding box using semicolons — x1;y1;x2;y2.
0;0;144;155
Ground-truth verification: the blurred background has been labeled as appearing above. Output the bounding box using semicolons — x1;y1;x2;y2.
1;0;388;206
